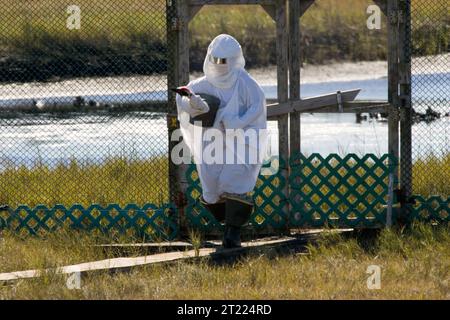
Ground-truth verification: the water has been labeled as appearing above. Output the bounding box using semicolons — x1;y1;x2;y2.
0;113;169;169
0;74;448;169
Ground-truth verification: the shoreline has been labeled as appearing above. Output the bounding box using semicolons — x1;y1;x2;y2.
197;54;448;85
0;54;447;109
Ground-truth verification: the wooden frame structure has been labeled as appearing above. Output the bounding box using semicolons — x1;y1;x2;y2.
167;0;412;227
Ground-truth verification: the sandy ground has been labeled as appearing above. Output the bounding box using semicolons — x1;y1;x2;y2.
195;53;449;85
192;60;389;85
0;54;447;103
248;60;389;85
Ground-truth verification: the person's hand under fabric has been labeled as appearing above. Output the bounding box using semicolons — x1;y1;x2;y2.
177;91;210;118
189;94;210;117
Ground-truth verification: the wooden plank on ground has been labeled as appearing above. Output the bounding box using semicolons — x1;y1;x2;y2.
96;241;194;249
0;249;211;282
0;236;316;282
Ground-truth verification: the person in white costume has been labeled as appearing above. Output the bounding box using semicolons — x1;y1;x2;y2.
176;34;268;248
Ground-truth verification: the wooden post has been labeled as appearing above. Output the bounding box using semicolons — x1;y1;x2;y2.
167;0;308;232
289;0;301;156
167;0;190;212
387;0;400;224
289;0;314;155
398;0;413;199
275;0;290;228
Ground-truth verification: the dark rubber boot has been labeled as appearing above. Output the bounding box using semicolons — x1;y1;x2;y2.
222;195;254;249
222;225;242;248
200;196;226;223
224;196;253;227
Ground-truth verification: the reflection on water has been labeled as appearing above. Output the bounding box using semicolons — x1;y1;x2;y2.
0;111;447;170
300;113;387;156
0;113;168;169
1;72;448;112
0;74;448;169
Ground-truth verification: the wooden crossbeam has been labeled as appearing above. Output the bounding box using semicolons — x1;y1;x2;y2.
187;0;315;16
372;0;387;16
261;5;276;20
189;5;203;20
187;0;317;22
267;101;389;118
299;0;315;17
308;101;390;113
188;0;277;5
267;89;361;117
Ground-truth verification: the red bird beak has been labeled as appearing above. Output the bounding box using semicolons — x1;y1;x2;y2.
171;87;192;97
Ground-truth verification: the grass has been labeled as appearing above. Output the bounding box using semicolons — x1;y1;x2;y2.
0;154;447;209
413;154;450;197
0;222;448;299
0;229;110;274
0;0;448;82
0;157;169;208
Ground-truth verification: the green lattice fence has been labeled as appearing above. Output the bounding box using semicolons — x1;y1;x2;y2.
185;156;288;231
1;155;447;239
409;195;450;224
185;154;399;230
0;203;178;240
289;153;397;228
252;157;289;229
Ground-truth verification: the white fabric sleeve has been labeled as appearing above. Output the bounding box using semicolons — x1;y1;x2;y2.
176;79;211;117
189;95;210;113
222;80;266;129
176;95;195;114
176;93;207;117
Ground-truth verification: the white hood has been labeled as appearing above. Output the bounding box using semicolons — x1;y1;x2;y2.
203;34;246;89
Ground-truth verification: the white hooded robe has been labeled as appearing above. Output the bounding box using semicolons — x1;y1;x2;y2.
176;34;268;204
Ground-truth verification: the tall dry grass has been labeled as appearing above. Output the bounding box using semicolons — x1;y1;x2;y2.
0;153;447;210
413;154;450;197
0;157;169;208
0;222;448;299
